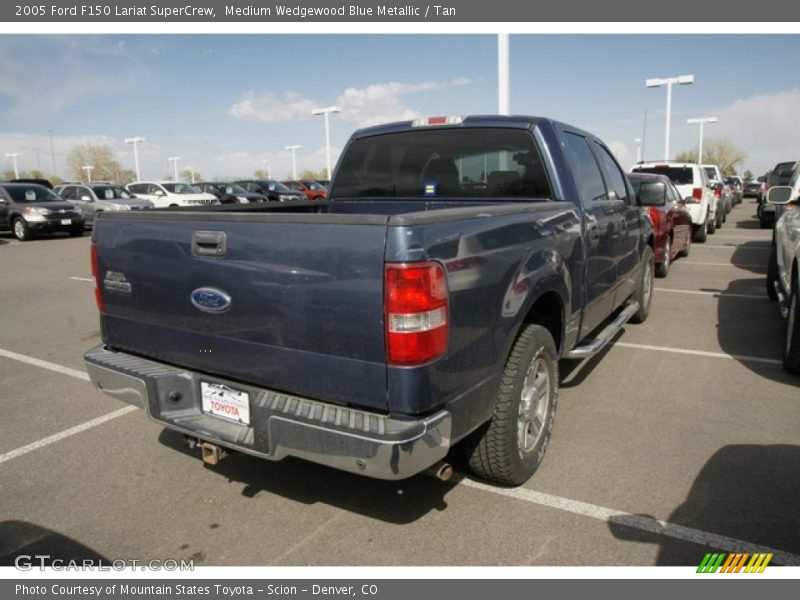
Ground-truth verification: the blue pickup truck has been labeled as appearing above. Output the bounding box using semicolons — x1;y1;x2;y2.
85;115;653;485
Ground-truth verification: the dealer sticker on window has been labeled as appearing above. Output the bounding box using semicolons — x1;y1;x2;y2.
201;382;250;425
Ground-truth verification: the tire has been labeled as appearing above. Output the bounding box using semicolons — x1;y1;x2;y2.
707;213;716;234
630;245;654;324
767;245;779;301
783;276;800;375
656;236;671;278
465;324;558;485
12;217;31;241
692;217;707;243
680;232;691;257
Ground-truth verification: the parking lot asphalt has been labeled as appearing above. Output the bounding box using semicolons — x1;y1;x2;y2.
1;200;799;568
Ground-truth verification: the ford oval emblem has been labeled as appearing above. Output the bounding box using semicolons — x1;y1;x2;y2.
191;287;232;314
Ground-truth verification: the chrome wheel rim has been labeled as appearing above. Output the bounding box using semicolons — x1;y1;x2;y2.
517;356;550;456
663;238;671;270
642;257;653;308
787;288;796;357
13;220;24;239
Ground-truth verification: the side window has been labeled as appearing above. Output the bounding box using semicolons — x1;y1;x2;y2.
562;132;607;208
593;142;630;204
77;186;91;200
128;184;141;194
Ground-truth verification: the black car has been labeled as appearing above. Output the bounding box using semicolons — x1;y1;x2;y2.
233;179;306;202
194;182;267;205
743;179;763;198
0;183;85;241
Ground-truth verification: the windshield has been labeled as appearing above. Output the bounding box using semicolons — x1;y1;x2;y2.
631;180;667;206
163;183;201;194
265;181;291;192
92;185;132;200
632;166;694;186
5;185;62;203
332;128;552;199
219;184;248;195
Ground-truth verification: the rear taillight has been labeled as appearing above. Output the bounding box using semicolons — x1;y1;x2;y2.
686;187;702;203
714;187;722;198
385;262;449;366
91;243;104;312
647;207;661;229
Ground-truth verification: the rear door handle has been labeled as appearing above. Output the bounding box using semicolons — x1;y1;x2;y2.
192;230;227;258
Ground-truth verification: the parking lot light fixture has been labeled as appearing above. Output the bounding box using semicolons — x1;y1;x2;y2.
82;165;94;181
284;145;302;180
646;74;695;161
311;106;341;181
687;117;718;165
124;137;146;181
5;152;20;178
634;138;642;163
168;156;182;181
48;129;57;176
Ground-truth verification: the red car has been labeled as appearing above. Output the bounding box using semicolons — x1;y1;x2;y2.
281;179;328;201
629;172;692;277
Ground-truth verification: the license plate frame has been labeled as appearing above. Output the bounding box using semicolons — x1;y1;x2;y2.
60;219;72;225
200;381;250;425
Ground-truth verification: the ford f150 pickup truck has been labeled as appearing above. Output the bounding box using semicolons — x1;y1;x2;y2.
85;115;654;485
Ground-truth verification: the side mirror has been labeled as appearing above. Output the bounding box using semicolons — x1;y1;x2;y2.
155;190;166;197
0;198;8;205
767;186;794;205
80;195;92;202
677;197;687;206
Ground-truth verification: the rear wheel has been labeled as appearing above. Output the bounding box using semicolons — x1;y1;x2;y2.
465;324;558;485
708;211;717;234
630;245;654;324
692;217;707;243
12;218;31;241
656;236;671;278
783;275;800;374
767;245;779;301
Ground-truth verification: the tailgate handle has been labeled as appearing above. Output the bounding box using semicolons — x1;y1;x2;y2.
192;230;227;258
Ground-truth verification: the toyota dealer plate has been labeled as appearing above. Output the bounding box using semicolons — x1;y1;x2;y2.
201;381;250;425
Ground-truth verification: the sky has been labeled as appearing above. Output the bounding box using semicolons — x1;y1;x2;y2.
0;34;799;181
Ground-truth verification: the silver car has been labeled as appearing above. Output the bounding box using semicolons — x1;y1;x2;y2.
54;183;154;227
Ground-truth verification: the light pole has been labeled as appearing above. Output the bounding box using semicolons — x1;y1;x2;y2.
634;138;642;163
498;34;510;115
311;106;340;180
646;74;694;161
687;116;718;165
284;145;302;180
82;165;94;181
261;159;271;179
124;136;146;181
5;153;20;178
168;156;182;181
48;129;57;176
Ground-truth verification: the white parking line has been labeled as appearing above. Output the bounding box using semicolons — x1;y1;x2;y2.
656;288;766;300
462;479;800;566
700;244;770;250
70;276;93;282
680;261;765;269
0;406;138;466
0;347;90;381
614;342;782;366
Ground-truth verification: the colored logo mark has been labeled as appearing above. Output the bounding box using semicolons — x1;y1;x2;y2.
697;552;773;573
423;182;437;196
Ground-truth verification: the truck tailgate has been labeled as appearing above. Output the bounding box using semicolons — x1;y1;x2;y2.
94;213;390;411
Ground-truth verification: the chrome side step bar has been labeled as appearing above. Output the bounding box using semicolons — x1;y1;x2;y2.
775;281;789;318
565;302;640;360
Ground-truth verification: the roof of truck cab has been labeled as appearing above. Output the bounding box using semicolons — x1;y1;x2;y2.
350;115;547;139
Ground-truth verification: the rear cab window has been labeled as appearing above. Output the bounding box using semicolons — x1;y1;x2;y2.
332;128;552;200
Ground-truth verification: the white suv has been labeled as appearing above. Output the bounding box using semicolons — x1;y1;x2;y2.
765;184;800;373
631;162;717;242
125;181;216;208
